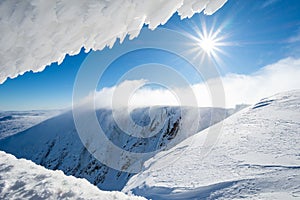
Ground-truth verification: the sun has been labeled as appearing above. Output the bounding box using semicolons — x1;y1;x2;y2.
199;37;216;54
183;19;231;65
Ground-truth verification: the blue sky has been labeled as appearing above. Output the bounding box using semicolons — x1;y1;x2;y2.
1;0;300;110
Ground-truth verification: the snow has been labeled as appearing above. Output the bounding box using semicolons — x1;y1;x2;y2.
0;151;145;200
123;90;300;199
0;110;61;139
0;0;227;84
0;107;232;191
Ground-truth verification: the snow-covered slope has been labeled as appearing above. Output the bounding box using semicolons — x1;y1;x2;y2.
0;151;145;200
123;90;300;199
0;110;60;139
0;106;232;191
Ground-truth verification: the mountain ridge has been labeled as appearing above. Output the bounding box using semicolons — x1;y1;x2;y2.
0;106;232;191
123;90;300;199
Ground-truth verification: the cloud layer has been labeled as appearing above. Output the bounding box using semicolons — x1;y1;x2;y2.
0;0;227;84
90;57;300;109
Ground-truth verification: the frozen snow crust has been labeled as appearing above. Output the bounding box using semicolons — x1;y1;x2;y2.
0;151;145;200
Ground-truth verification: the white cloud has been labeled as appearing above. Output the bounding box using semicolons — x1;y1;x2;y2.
86;57;300;109
261;0;280;9
220;57;300;107
0;0;227;84
287;31;300;43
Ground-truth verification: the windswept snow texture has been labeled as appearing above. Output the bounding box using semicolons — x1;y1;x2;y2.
123;90;300;199
0;107;232;191
0;110;61;139
0;0;227;84
0;151;145;200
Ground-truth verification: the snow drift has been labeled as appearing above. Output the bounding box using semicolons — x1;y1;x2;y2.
0;0;227;84
0;151;145;200
123;90;300;199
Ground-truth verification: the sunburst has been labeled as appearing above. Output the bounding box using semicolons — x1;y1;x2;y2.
184;18;231;67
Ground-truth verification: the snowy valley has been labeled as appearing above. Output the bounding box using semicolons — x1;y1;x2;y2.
0;106;232;191
0;90;299;199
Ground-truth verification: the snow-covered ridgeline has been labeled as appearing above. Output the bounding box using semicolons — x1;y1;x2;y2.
0;106;232;191
123;90;300;199
0;151;145;200
0;110;61;139
0;0;227;84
